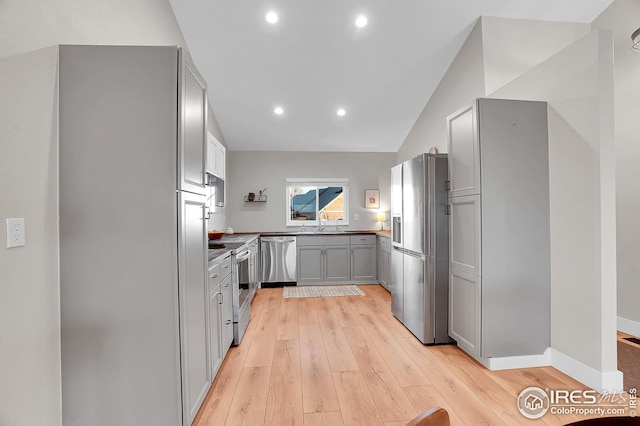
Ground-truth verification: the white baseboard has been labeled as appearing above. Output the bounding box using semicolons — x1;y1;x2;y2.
618;316;640;337
480;348;551;370
550;348;623;393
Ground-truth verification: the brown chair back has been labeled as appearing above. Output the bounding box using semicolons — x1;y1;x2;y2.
406;407;450;426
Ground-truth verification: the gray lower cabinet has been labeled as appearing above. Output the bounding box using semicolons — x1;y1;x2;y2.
350;235;376;282
297;236;350;284
296;234;379;285
209;281;223;377
208;254;233;381
377;235;391;290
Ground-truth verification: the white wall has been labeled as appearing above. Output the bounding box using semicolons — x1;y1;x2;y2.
593;0;640;335
398;16;621;390
0;1;191;424
398;20;485;162
490;29;619;386
225;151;396;232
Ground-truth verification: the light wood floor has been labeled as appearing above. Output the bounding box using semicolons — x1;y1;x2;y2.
194;285;627;426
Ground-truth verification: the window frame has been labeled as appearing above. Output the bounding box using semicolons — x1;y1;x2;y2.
285;178;350;227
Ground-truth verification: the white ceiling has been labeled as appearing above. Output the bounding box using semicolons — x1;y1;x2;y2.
169;0;612;152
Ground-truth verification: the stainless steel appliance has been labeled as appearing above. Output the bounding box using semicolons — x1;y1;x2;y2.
390;153;452;345
216;235;260;345
260;236;297;284
232;243;251;345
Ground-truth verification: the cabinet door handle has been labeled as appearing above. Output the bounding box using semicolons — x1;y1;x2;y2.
219;293;224;305
210;273;220;279
225;319;232;325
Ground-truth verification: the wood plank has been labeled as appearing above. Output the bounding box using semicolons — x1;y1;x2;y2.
333;370;384;426
193;328;255;426
196;286;618;426
264;339;304;426
299;324;341;413
331;296;362;328
430;344;532;425
276;298;299;340
244;294;280;367
298;297;320;327
395;337;507;425
343;326;419;422
224;366;271;426
303;411;345;426
314;298;359;372
355;302;430;387
402;385;466;426
247;288;267;331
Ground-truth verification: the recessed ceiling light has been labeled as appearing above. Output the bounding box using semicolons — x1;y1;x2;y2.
266;11;279;24
274;106;284;115
337;108;346;117
355;15;368;28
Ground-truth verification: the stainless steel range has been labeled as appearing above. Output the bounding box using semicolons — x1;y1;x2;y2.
214;235;260;345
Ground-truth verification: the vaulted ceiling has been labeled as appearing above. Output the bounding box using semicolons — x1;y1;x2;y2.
169;1;613;152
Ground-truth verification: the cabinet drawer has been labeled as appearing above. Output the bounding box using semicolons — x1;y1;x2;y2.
350;234;376;245
208;263;220;296
218;255;232;279
220;273;232;311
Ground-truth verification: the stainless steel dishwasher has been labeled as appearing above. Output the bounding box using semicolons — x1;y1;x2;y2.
260;236;297;284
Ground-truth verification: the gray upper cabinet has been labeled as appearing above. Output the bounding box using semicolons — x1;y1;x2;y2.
179;50;208;195
447;98;550;361
447;104;480;197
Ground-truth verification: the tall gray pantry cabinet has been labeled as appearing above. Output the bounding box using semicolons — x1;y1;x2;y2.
59;45;210;426
447;98;550;363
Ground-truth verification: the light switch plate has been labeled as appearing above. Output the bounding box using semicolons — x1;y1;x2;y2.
354;213;359;221
7;218;25;248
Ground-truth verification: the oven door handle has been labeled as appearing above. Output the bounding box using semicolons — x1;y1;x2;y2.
235;250;250;262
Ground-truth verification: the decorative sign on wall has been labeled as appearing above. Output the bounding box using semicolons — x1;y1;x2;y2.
365;189;380;209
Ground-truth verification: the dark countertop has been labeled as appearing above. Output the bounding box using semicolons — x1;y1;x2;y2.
208;231;389;264
257;230;388;237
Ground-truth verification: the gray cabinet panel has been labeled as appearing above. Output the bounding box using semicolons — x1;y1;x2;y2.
209;286;223;379
351;245;376;281
377;236;391;290
179;192;210;424
325;245;350;281
297;246;324;283
449;195;481;276
179;51;207;195
447;104;480;197
448;269;480;358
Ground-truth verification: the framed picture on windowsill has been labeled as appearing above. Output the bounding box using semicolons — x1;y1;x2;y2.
365;189;380;209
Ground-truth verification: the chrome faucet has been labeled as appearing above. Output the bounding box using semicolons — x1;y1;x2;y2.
319;210;328;231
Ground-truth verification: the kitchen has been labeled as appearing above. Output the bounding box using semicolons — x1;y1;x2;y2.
2;1;640;426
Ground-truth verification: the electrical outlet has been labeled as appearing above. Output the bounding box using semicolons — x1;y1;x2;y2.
7;218;25;248
354;213;359;221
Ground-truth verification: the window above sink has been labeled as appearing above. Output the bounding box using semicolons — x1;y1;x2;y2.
286;178;349;227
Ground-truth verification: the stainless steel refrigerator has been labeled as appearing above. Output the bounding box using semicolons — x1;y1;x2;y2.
390;153;452;344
